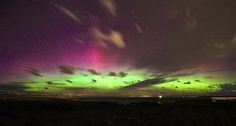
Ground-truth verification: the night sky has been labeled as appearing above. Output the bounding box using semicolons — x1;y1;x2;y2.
1;0;236;97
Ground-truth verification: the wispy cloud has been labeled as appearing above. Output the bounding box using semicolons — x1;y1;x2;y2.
91;27;126;49
55;4;82;24
135;23;143;33
99;0;117;16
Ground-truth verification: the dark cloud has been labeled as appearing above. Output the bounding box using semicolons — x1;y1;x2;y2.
0;83;26;91
184;81;191;84
121;77;177;90
219;83;236;92
119;72;127;77
66;80;73;83
58;65;76;74
27;67;43;77
108;72;117;76
87;69;100;75
92;79;97;83
211;83;236;96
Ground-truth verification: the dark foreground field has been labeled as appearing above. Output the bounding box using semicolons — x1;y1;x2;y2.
0;98;236;126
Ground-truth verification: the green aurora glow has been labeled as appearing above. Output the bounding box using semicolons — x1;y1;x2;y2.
153;73;236;93
21;70;236;96
24;70;154;92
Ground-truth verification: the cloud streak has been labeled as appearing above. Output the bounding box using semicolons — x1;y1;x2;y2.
91;27;126;49
55;4;81;24
99;0;117;16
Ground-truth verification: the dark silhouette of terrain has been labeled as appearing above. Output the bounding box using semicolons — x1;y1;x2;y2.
0;98;235;126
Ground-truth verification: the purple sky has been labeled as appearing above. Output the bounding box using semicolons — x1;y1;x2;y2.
1;0;236;78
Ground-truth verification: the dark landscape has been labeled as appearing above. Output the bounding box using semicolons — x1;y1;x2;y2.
0;97;236;126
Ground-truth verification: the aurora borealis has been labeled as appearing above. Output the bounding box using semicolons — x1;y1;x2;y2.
1;0;236;98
